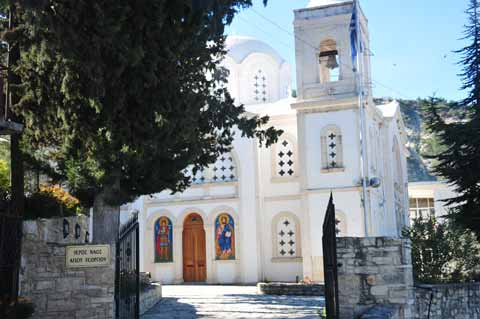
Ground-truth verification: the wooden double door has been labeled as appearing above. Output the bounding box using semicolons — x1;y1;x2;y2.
183;213;206;282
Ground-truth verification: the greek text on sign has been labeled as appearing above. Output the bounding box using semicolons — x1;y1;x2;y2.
66;245;110;268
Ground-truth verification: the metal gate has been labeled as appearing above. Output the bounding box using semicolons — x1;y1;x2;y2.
0;208;23;318
322;193;339;319
115;213;140;319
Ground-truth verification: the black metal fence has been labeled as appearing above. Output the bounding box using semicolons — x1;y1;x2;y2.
322;193;339;319
0;210;23;317
115;213;140;319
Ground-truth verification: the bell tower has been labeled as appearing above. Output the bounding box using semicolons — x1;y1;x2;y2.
292;0;375;281
293;0;371;102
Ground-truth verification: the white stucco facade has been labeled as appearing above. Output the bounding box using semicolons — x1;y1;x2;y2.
117;1;409;285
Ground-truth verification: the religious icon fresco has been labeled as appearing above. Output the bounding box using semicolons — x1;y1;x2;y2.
215;213;235;260
154;217;173;263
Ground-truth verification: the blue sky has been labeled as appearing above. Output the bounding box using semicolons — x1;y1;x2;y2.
226;1;468;101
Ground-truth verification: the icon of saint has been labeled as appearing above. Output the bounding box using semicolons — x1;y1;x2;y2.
216;215;232;258
156;218;170;262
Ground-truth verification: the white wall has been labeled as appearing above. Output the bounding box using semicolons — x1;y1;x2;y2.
261;199;303;282
303;109;361;189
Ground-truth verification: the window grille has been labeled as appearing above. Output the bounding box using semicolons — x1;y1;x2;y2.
321;127;343;170
212;154;237;183
183;166;207;184
253;69;268;103
276;217;297;257
276;139;295;177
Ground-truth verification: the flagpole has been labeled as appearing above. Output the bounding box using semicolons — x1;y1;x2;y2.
354;0;370;237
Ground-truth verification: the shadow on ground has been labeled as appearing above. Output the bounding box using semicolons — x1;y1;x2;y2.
141;286;324;319
223;294;325;307
142;298;198;319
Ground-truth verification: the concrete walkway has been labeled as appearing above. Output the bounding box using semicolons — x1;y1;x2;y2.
142;285;324;319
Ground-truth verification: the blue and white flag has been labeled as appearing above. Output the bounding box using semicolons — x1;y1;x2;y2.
350;1;363;68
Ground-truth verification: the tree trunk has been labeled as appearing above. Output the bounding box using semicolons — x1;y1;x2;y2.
92;172;121;244
92;192;120;244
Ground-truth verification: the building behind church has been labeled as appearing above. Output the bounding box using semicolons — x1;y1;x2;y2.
108;0;411;285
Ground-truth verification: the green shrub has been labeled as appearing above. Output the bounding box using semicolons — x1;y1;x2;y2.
0;159;10;200
403;217;480;284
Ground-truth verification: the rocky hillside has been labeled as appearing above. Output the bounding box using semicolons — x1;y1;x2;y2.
375;98;465;182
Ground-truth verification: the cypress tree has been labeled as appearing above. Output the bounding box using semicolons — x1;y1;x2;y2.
423;0;480;237
6;0;279;243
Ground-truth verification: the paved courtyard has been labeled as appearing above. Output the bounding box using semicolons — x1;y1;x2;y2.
142;285;324;319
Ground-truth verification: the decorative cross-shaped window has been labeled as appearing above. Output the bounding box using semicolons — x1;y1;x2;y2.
321;126;343;171
212;153;237;182
327;131;338;168
276;139;295;177
253;69;268;103
276;217;297;257
183;166;207;185
183;152;237;184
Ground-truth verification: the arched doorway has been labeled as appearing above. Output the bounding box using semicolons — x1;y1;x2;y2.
183;213;206;282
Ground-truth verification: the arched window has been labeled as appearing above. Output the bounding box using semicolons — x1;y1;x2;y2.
275;138;296;177
182;152;237;185
215;213;235;260
273;213;301;258
319;39;340;83
321;125;344;171
212;152;237;183
253;69;268;103
154;217;173;263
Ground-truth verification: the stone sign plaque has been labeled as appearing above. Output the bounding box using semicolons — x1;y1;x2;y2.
66;244;110;268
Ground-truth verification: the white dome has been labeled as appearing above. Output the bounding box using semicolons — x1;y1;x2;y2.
307;0;350;8
222;36;291;106
225;36;284;65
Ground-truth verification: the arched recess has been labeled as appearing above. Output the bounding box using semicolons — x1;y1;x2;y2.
209;206;240;261
147;210;177;229
213;213;236;260
272;212;302;259
335;210;348;236
318;38;340;83
182;212;207;282
153;216;174;263
320;125;344;171
178;208;208;227
145;210;177;266
272;132;298;179
393;137;407;236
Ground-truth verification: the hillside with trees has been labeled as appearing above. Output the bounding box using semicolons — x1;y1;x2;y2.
375;98;466;182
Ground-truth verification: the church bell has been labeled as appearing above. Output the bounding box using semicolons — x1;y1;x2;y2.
319;50;339;70
326;54;339;70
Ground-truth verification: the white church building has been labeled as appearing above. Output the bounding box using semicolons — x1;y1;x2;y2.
118;0;409;285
